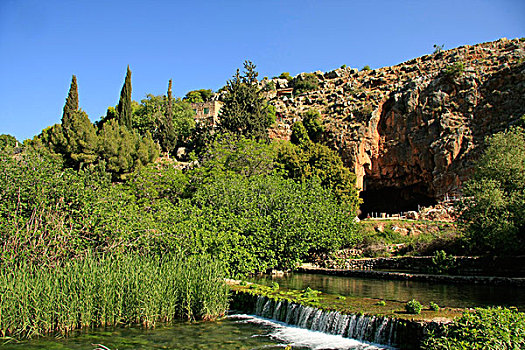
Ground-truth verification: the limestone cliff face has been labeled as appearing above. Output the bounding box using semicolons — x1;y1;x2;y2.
264;38;525;211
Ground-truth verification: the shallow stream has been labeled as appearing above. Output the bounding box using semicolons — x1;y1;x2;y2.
1;315;389;350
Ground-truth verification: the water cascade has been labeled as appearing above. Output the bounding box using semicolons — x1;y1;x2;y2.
251;295;399;347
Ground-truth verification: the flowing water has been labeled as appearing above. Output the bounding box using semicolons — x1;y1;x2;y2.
251;295;398;347
251;272;525;309
0;315;390;350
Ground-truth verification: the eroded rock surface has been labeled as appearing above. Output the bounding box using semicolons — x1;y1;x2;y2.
264;38;525;212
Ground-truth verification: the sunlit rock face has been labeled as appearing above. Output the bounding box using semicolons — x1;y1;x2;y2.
266;38;525;213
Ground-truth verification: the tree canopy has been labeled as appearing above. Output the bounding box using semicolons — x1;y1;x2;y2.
183;89;213;103
458;127;525;254
219;61;273;140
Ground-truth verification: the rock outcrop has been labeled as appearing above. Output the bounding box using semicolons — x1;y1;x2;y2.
264;38;525;214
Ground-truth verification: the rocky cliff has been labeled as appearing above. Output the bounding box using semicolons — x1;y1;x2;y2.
264;38;525;214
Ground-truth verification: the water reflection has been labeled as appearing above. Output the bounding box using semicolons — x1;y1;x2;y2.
251;273;525;309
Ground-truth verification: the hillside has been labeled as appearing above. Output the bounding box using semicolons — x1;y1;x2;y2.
263;38;525;215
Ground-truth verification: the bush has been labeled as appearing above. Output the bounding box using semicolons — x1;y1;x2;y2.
376;300;386;306
361;65;371;71
430;302;440;311
430;250;456;274
444;62;465;77
405;299;422;314
279;72;293;82
423;307;525;349
293;73;319;94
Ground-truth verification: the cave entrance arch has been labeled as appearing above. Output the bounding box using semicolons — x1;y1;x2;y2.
358;178;436;218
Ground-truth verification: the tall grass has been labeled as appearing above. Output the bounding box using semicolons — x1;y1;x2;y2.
0;253;229;339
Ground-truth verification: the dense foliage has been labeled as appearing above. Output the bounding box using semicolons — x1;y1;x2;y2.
132;94;195;152
293;73;319;94
0;62;364;338
423;307;525;349
219;61;274;140
458;127;525;254
0;142;357;276
183;89;213;103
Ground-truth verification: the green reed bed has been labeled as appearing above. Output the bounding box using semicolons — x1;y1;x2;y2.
0;253;229;339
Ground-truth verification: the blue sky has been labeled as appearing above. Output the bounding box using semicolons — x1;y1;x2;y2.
1;0;523;141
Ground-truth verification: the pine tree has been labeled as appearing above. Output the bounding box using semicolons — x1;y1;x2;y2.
219;61;272;140
117;66;133;129
62;75;79;127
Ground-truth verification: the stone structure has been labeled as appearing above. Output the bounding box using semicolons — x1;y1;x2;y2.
262;38;525;214
191;100;223;126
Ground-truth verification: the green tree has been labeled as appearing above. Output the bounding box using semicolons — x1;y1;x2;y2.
117;66;133;129
133;94;195;153
293;73;319;94
458;127;525;254
290;121;310;146
97;119;159;180
62;75;79;125
277;140;359;209
40;76;98;168
302;108;324;142
62;110;98;167
159;79;176;153
0;134;19;151
219;61;273;140
183;89;213;103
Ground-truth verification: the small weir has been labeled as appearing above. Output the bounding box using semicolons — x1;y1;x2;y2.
233;294;417;348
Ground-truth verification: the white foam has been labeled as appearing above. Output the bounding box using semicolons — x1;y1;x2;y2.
229;314;394;350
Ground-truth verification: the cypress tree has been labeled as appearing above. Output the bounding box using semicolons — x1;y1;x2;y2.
159;79;176;152
117;66;133;129
62;75;79;127
167;79;173;120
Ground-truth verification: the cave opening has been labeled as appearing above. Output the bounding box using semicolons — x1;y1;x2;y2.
358;182;436;218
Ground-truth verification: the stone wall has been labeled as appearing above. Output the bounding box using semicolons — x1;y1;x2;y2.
306;255;525;278
191;100;223;126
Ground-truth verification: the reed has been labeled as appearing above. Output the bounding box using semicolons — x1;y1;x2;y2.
0;253;229;339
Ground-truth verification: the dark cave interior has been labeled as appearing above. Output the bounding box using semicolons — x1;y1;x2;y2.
358;182;436;218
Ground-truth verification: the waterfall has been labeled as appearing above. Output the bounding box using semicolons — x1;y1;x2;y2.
251;295;398;348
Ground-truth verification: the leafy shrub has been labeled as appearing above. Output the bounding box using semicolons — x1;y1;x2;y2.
376;300;386;306
361;65;371;71
279;72;293;82
405;299;422;314
423;307;525;349
430;250;456;274
293;73;319;94
444;62;465;77
302;109;324;142
430;302;440;311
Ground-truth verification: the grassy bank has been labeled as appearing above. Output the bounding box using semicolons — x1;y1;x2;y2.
0;254;229;339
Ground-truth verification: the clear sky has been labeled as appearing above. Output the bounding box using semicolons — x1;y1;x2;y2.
1;0;523;141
